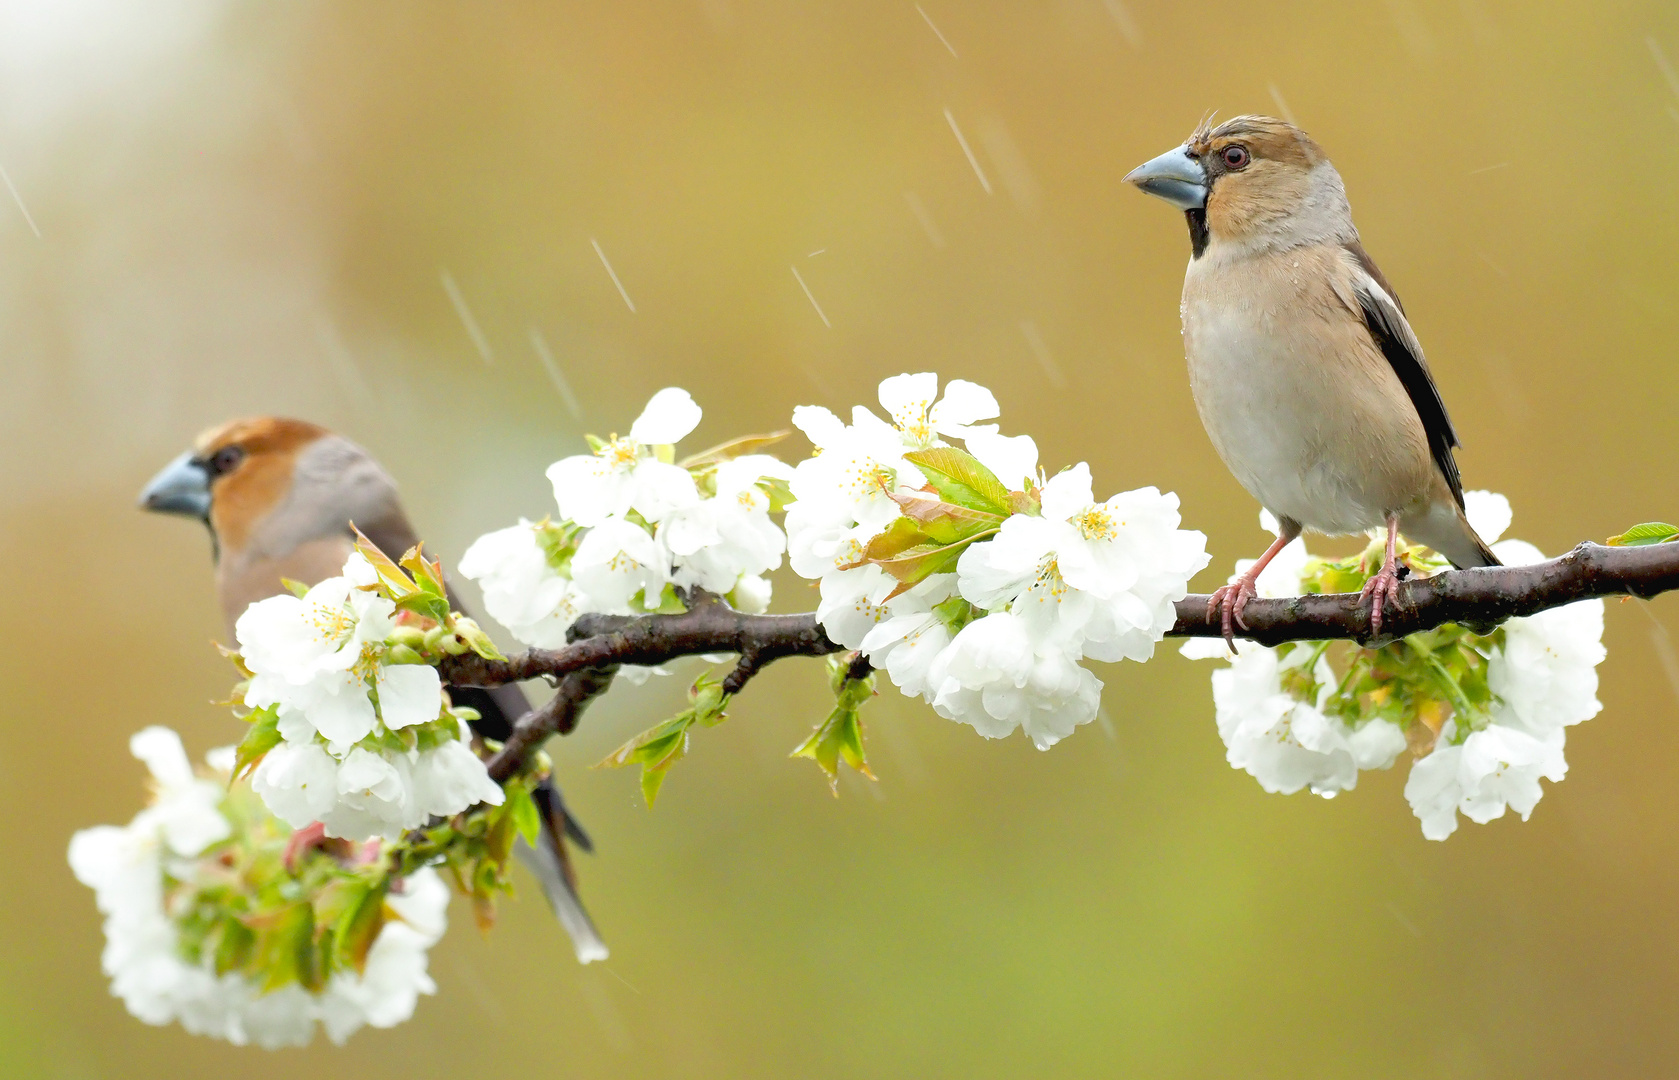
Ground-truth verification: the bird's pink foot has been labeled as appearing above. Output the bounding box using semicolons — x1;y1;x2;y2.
1207;577;1259;650
1359;562;1404;637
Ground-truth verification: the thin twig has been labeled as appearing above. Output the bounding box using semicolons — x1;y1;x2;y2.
485;667;618;783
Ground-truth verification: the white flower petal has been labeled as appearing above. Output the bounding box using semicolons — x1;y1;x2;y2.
963;431;1039;491
928;379;1000;430
629;387;703;445
1463;490;1513;545
376;664;443;730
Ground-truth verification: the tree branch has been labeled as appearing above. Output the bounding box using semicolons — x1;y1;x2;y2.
484;666;619;783
1172;541;1679;647
448;541;1679;773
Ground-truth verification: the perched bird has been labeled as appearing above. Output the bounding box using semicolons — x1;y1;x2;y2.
1123;115;1498;639
139;416;607;962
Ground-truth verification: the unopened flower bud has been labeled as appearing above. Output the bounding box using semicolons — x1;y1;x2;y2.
389;626;428;651
690;680;726;718
386;644;425;666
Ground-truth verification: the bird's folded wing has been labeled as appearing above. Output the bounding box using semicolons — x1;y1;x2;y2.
1337;240;1465;508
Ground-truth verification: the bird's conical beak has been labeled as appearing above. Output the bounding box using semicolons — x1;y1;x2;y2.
1124;146;1208;210
139;451;212;519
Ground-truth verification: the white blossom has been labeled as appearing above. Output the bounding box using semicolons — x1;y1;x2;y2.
458;520;588;648
1402;529;1604;840
813;564;897;649
235;552;503;842
252;733;504;841
662;454;791;595
856;574;960;700
925;610;1103;750
964;430;1041;492
68;729;449;1047
1185;499;1608;841
1484;536;1605;738
1201;643;1404;797
875;371;999;446
788;404;922;533
729;573;773;614
957;464;1210;663
314;870;449;1044
1404;720;1568;841
570;516;671;611
546;387;703;526
1463;489;1513;545
237;554;445;748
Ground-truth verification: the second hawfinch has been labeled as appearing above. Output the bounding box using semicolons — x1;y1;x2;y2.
1124;115;1498;639
139;417;608;963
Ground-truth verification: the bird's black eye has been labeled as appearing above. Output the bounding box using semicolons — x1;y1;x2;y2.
206;445;245;477
1222;145;1250;170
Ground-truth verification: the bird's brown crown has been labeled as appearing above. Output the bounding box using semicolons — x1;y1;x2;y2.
1187;115;1342;250
1186;115;1326;170
194;417;330;553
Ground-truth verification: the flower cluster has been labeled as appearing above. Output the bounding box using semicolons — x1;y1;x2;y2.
1182;494;1606;839
68;728;448;1048
787;373;1210;749
236;550;504;841
460;388;791;653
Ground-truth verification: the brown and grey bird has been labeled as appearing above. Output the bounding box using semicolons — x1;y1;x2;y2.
1123;115;1498;639
140;416;607;962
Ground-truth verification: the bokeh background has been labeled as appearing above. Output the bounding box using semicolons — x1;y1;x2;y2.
4;1;1679;1076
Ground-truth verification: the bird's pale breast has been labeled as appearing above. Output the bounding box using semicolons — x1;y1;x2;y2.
1180;243;1437;535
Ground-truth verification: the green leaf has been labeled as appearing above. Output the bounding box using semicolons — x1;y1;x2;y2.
852;516;934;565
535;518;585;573
506;784;542;847
903;447;1015;515
398;543;448;597
232;705;282;782
280;577;310;599
351;525;419;598
760;475;795;514
792;709;875;794
211;918;256;977
249;901;314;993
886;487;1007;541
1607;521;1679;546
794;660;877;794
597;713;695;808
870;535;993;598
636;583;690;615
395;592;452;624
333;881;389;976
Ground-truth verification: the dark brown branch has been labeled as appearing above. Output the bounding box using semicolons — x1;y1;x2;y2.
452;541;1679;775
1170;541;1679;647
485;667;618;783
442;595;847;691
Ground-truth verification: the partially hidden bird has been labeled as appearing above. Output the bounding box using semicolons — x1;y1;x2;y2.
139;416;607;962
1123;115;1498;640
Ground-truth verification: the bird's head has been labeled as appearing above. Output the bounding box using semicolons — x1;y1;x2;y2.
1124;114;1353;258
139;417;398;561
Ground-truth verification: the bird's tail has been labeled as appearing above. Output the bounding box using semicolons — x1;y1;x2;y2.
515;824;609;964
1402;501;1501;570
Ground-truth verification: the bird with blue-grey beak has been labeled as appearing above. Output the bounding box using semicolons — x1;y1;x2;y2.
1124;115;1498;642
140;416;608;962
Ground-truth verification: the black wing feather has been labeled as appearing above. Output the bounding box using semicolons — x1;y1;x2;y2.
1344;241;1465;508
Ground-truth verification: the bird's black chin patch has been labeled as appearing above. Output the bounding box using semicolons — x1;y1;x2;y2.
1185;208;1209;259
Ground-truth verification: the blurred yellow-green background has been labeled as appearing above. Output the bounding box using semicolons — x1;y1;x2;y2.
5;1;1679;1076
